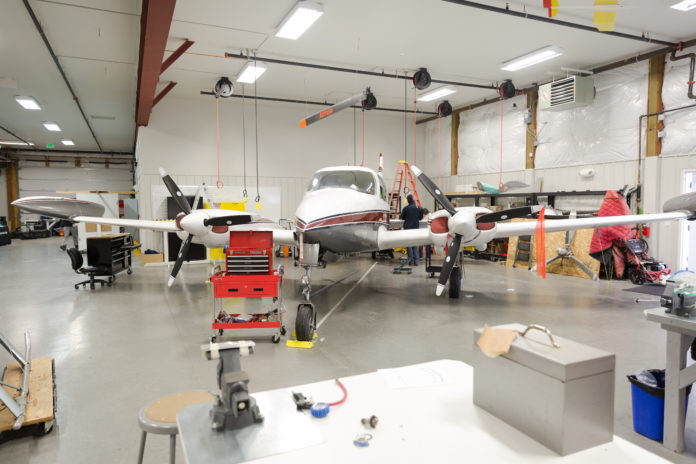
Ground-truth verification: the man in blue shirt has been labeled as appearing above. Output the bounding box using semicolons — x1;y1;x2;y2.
400;194;423;265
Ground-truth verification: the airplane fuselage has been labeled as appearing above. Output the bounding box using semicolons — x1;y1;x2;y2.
294;166;390;254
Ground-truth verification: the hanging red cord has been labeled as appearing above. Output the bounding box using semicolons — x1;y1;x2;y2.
437;109;441;186
413;87;417;166
499;89;504;190
216;98;223;189
328;379;348;406
361;110;365;167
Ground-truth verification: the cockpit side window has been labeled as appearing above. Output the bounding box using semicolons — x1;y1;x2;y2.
379;176;387;201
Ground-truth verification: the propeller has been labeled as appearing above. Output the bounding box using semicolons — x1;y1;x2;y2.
168;234;193;287
204;215;252;227
410;165;541;296
410;166;462;296
475;206;541;224
159;168;192;214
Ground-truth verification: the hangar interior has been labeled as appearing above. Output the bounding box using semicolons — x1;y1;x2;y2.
1;0;696;462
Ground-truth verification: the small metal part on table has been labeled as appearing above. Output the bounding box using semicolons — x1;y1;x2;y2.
353;433;373;447
361;415;378;428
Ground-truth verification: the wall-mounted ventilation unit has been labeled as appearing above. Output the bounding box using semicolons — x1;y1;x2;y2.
539;76;595;111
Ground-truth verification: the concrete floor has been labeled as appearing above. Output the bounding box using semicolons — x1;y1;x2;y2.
0;236;695;463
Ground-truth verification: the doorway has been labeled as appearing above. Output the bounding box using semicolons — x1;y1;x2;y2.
680;170;696;271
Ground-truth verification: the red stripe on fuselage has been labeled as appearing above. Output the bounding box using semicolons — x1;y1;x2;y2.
297;211;388;231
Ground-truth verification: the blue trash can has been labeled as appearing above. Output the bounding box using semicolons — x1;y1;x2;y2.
627;369;691;441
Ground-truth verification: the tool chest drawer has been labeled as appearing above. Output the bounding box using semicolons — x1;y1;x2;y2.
212;274;280;298
226;254;270;274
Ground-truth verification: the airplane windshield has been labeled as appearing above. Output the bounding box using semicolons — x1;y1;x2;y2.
307;170;376;195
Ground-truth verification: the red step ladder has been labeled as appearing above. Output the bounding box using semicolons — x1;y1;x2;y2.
388;160;421;220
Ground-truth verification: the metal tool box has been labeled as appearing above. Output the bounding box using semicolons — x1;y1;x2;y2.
472;323;615;455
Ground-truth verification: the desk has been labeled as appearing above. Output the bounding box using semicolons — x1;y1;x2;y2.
177;360;669;463
645;308;696;452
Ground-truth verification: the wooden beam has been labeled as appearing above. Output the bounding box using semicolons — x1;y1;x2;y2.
161;40;193;74
135;0;176;127
6;162;19;231
451;112;460;175
153;81;177;108
525;90;538;169
646;54;665;157
74;157;81;168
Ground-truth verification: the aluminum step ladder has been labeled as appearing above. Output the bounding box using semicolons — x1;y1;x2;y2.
513;236;533;270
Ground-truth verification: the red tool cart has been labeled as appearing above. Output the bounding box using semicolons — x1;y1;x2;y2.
211;231;286;343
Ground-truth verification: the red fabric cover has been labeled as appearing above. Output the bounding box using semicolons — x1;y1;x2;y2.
589;190;631;254
536;207;546;279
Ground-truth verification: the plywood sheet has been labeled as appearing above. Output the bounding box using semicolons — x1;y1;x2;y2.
505;219;599;279
85;223;97;233
100;224;112;232
0;357;54;432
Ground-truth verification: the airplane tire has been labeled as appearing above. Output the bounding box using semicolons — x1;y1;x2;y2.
296;305;315;342
449;267;462;299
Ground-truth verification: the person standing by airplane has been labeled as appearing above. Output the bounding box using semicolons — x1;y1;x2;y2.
400;194;423;265
59;218;78;251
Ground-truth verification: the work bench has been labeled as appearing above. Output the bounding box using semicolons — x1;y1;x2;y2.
177;359;669;463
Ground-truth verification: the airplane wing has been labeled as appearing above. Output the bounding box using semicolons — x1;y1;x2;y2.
71;216;179;232
493;212;689;238
377;227;432;249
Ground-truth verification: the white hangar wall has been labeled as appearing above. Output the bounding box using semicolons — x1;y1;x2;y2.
422;50;696;271
135;96;425;250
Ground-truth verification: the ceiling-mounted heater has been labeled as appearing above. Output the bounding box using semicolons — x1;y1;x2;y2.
539;75;595;111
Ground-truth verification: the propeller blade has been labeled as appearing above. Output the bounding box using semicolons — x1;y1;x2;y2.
168;234;193;287
159;167;192;215
475;205;542;223
203;215;252;227
410;165;457;216
436;234;462;296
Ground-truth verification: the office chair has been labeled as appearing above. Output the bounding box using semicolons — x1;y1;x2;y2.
67;247;111;290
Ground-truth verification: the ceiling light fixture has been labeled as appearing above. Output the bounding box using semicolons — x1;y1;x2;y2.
501;45;563;72
670;0;696;11
61;139;75;146
236;62;267;84
15;96;41;110
43;122;61;132
417;86;456;102
0;140;34;146
275;1;324;40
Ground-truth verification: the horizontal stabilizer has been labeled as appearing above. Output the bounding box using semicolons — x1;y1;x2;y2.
664;192;696;215
12;196;105;219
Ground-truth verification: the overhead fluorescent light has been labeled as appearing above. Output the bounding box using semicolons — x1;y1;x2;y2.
501;45;563;72
417;86;456;102
61;139;75;146
43;122;61;132
15;96;41;110
275;1;324;40
670;0;696;11
0;140;34;146
236;61;268;83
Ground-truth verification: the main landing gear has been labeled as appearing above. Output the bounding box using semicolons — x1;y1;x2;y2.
295;265;317;342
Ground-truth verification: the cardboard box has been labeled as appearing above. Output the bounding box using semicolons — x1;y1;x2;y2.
140;253;164;266
473;323;615;455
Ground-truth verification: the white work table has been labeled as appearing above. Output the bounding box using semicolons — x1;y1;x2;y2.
178;359;668;463
645;308;696;453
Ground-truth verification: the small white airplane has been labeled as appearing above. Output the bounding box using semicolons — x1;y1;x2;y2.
12;163;696;341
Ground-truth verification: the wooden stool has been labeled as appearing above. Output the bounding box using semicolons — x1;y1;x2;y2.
137;391;213;464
